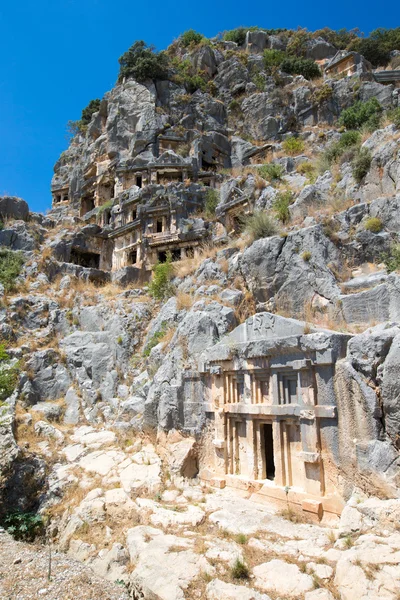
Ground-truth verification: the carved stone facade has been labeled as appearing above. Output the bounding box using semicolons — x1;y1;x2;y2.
196;313;351;521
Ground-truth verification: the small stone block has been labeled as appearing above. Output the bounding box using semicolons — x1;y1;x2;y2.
210;477;226;489
302;499;323;519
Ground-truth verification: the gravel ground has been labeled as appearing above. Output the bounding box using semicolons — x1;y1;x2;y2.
0;530;130;600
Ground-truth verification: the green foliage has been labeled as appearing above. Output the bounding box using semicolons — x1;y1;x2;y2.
364;217;383;233
286;28;311;57
118;41;169;82
180;29;204;47
339;98;382;131
172;58;207;93
302;250;312;261
205;188;220;217
243;211;279;242
143;322;169;357
223;28;247;46
312;84;333;105
0;248;24;292
3;511;44;542
282;136;305;156
0;342;19;404
383;244;400;273
252;72;266;91
81;99;101;125
324;130;361;164
388;107;400;128
235;533;248;545
231;558;250;579
148;252;175;300
280;57;321;80
313;27;360;50
351;148;372;183
258;163;284;181
273;190;293;223
263;49;286;70
296;161;316;182
229;99;241;112
349;28;400;67
97;199;113;214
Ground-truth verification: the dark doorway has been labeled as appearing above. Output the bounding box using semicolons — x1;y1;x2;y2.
263;424;275;480
171;248;181;261
81;194;95;216
128;250;137;265
158;250;167;263
156;218;163;233
70;248;100;269
136;175;142;188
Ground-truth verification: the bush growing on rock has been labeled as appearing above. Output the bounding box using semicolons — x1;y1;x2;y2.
0;248;24;292
339;98;382;131
0;344;19;403
172;58;207;93
263;49;286;70
231;558;250;579
180;29;204;47
205;188;220;217
351;148;372;183
286;28;311;57
118;41;169;82
148;252;175;300
223;28;247;46
259;163;284;181
3;511;44;541
280;57;321;79
349;28;400;67
388;107;400;128
282;136;305;156
324;130;361;164
364;217;383;233
383;243;400;272
243;211;279;242
273;190;293;223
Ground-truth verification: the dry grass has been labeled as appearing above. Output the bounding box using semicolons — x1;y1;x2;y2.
173;244;219;278
234;291;256;324
176;292;195;310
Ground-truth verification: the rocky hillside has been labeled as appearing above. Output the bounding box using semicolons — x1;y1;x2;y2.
1;25;400;600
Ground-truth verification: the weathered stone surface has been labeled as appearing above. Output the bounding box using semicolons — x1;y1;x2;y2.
207;579;271;600
253;559;314;596
0;196;29;220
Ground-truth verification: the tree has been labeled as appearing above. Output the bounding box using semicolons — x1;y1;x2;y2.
118;41;169;82
81;99;101;126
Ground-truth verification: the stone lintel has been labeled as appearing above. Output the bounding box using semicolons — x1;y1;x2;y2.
298;451;321;463
213;403;336;418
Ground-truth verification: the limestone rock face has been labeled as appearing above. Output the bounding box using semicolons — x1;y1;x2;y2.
0;196;29;221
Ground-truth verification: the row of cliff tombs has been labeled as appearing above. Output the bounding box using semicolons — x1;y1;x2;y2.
2;25;400;600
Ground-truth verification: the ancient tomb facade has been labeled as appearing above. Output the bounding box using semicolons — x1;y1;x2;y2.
197;313;351;521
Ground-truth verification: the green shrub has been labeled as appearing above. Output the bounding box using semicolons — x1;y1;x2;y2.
184;74;207;93
364;217;383;233
172;58;207;93
143;322;169;356
148;252;175;300
258;163;284;181
280;57;321;79
252;72;265;91
388;107;400;128
273;190;293;223
324;130;361;164
0;344;19;403
243;211;279;242
313;84;333;105
339;98;382;131
313;27;360;50
118;41;169;82
296;161;316;182
263;49;286;70
81;99;101;126
3;512;44;542
352;148;372;183
301;250;312;261
231;558;250;579
205;188;220;217
0;249;24;292
286;29;311;57
180;29;204;47
282;136;305;156
98;199;113;214
383;243;400;272
223;28;247;46
235;533;248;545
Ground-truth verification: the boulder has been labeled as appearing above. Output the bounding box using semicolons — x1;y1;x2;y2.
0;196;29;221
253;559;314;597
206;579;271;600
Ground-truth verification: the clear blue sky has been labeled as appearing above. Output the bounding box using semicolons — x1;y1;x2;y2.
0;0;399;214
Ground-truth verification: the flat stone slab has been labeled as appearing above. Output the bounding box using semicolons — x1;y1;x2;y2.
253;559;314;597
